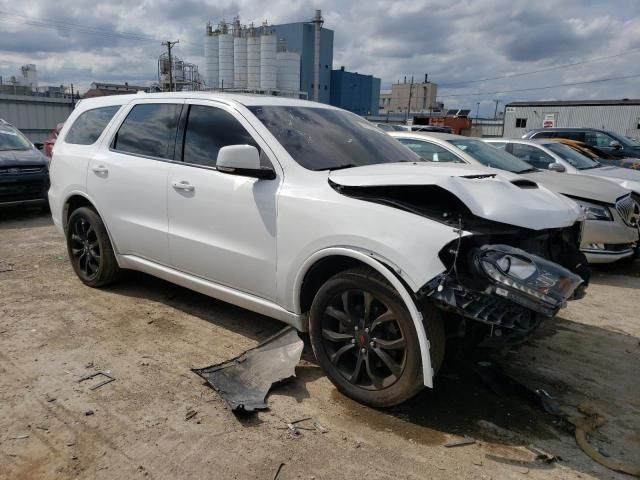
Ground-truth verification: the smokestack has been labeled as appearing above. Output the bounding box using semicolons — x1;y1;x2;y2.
424;73;428;83
311;9;323;102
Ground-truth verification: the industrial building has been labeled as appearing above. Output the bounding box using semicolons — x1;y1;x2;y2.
330;67;380;115
379;77;439;114
503;99;640;139
0;94;73;142
204;10;333;102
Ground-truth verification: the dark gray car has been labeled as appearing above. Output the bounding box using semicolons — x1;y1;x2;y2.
0;120;50;207
522;128;640;159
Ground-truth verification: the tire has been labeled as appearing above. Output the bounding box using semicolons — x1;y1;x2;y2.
309;267;445;407
66;206;121;287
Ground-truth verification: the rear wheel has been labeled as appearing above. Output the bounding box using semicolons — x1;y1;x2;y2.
66;207;120;287
309;267;444;407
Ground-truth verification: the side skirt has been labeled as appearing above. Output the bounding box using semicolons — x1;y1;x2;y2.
118;255;306;331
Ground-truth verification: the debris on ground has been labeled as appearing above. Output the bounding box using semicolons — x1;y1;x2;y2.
8;434;30;440
272;462;285;480
526;445;562;464
185;409;197;421
0;262;14;273
444;435;476;448
85;410;94;416
78;371;115;390
193;327;304;413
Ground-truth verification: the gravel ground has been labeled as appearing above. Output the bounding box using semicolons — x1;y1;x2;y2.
1;207;639;480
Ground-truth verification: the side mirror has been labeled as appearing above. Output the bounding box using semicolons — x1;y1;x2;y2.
216;145;275;180
34;142;44;150
548;162;566;172
610;141;622;150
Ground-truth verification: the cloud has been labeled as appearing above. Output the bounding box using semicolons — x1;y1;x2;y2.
0;0;637;115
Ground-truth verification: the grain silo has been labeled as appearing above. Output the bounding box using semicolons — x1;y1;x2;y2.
260;23;277;90
204;23;219;88
276;39;300;93
218;21;234;89
233;19;247;89
246;24;260;90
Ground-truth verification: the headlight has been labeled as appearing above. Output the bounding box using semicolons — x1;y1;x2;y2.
574;200;612;221
473;245;583;316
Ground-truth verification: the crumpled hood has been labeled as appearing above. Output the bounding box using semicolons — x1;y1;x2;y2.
523;170;629;205
0;147;48;167
329;163;581;230
581;165;640;193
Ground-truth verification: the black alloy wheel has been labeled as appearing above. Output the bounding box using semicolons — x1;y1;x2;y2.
69;215;101;281
309;267;444;407
321;289;407;390
66;207;121;287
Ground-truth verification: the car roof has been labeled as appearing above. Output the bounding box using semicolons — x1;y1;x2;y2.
75;91;339;111
527;127;603;133
388;131;467;141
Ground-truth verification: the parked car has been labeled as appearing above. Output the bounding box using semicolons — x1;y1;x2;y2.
522;128;640;159
485;138;640;202
44;122;64;158
49;93;588;407
373;123;406;132
0;119;50;207
410;125;454;134
390;132;639;263
555;138;640;170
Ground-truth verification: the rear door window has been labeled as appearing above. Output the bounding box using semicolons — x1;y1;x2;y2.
556;131;585;141
182;105;259;168
112;103;182;159
585;131;616;148
510;144;555;169
65;106;120;145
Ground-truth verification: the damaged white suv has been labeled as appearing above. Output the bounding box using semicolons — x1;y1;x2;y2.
49;93;588;407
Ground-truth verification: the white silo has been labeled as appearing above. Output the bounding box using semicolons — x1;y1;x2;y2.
204;24;219;88
218;22;234;89
259;25;277;90
246;25;260;90
233;29;247;89
276;50;301;93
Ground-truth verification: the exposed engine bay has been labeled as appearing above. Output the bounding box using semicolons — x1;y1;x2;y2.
333;182;590;347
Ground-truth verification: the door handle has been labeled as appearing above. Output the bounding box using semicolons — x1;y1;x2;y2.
92;165;108;174
172;181;195;192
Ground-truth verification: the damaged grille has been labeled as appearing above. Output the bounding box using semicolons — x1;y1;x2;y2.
615;195;640;227
0;165;46;175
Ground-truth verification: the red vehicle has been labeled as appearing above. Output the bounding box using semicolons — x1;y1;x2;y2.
43;123;64;158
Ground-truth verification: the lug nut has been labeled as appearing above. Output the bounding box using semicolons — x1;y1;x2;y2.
361;348;366;353
354;326;359;331
364;328;369;333
351;339;356;344
369;341;375;348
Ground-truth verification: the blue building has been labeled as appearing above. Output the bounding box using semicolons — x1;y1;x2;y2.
270;21;334;104
330;67;381;115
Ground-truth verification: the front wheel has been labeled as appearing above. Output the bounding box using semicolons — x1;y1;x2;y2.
66;207;121;287
309;267;444;407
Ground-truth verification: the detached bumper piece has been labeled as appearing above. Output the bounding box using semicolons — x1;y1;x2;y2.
192;327;303;413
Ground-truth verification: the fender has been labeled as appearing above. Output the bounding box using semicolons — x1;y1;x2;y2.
294;247;435;388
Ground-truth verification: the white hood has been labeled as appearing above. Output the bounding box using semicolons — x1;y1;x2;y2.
329;163;582;230
582;165;640;194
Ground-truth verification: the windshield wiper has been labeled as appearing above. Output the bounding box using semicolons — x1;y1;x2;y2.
316;163;359;171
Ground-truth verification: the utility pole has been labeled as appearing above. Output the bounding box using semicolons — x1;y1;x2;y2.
162;40;179;92
493;99;500;119
71;83;75;107
406;75;414;123
475;101;480;120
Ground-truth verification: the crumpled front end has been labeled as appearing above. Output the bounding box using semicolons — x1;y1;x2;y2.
419;226;588;347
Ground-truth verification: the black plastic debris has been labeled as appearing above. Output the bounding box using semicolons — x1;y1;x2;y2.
193;327;304;413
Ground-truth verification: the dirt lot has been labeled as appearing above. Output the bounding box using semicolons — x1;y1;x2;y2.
1;208;639;480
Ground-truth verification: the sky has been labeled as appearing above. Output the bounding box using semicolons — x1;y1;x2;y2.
1;0;639;116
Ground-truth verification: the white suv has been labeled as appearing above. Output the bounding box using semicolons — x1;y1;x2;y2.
49;93;588;407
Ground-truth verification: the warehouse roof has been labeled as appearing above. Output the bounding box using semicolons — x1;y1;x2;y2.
506;99;640;107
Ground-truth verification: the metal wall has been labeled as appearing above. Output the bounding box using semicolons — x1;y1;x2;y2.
0;94;73;142
503;104;640;139
330;69;380;115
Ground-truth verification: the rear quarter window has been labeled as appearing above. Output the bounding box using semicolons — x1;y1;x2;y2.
65;105;121;145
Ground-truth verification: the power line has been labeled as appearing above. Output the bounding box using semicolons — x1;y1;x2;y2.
0;13;204;53
438;47;640;88
437;73;640;98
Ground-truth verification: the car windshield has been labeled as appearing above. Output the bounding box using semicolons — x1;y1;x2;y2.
544;142;600;170
624;136;640;147
248;106;420;170
0;125;32;151
448;139;534;173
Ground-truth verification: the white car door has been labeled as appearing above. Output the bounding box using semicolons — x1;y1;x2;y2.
87;99;183;262
167;100;281;301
